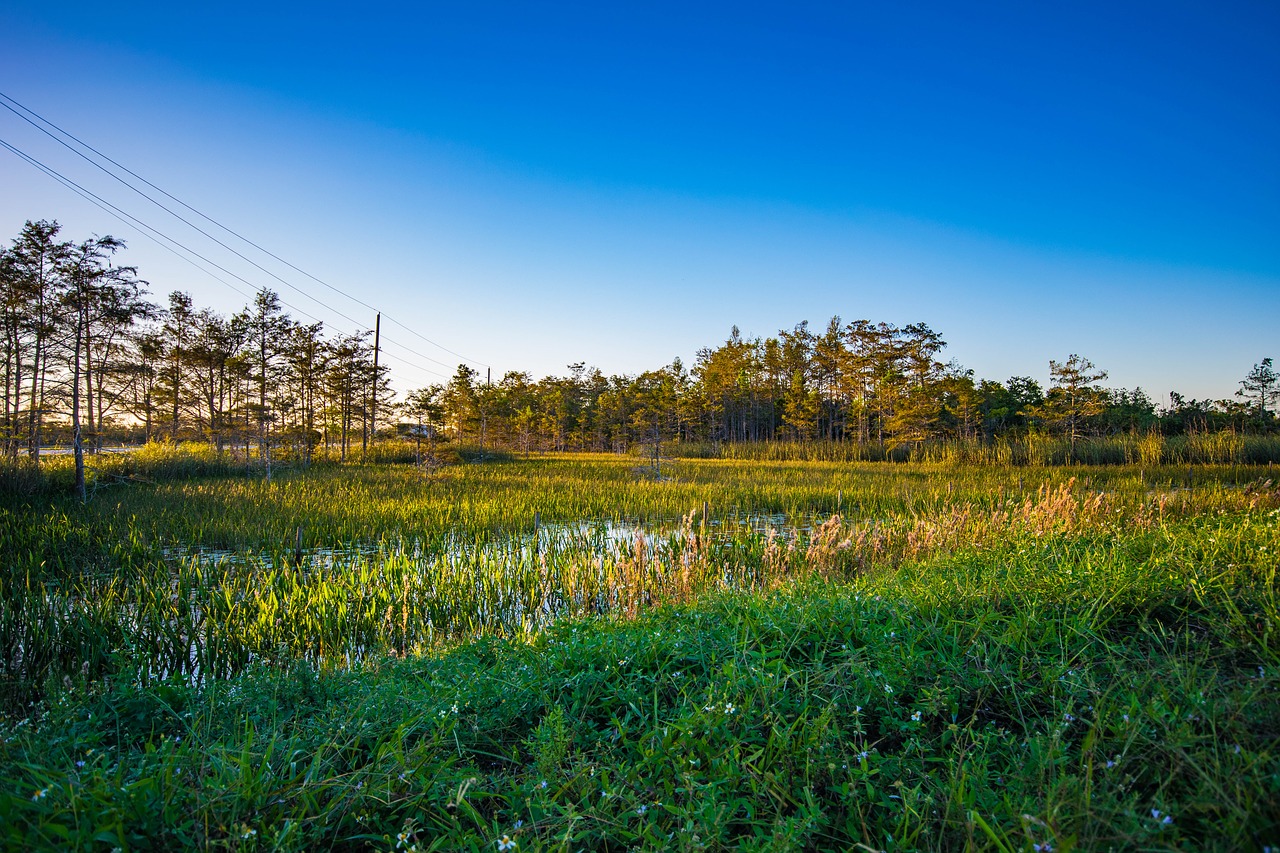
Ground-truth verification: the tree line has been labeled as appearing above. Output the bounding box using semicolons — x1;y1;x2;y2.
1;221;391;492
422;323;1277;456
4;219;1277;481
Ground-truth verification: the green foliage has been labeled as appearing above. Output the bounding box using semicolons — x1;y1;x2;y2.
3;552;1277;849
0;457;1277;848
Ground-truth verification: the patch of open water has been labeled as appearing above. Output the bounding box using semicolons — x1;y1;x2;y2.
158;510;830;569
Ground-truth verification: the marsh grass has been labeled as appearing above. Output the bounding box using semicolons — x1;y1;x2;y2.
3;460;1276;706
708;434;1280;466
0;456;1277;849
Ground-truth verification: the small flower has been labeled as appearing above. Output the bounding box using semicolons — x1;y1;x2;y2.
854;706;862;714
397;831;412;847
75;760;85;768
32;787;48;801
884;684;893;694
1033;844;1053;852
1122;714;1130;723
497;835;517;851
857;750;869;761
240;826;257;839
1234;744;1241;754
1105;759;1116;769
514;820;523;829
1063;713;1074;723
724;703;736;715
911;711;922;722
637;805;648;815
539;780;548;789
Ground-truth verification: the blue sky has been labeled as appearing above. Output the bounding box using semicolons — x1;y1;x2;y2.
1;2;1276;401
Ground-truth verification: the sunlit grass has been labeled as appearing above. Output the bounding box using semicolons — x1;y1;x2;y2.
0;454;1277;849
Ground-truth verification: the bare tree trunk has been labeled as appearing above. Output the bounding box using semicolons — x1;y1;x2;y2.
72;308;86;502
28;322;42;464
84;332;96;454
6;328;21;461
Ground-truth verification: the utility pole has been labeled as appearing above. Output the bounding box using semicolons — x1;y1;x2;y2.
370;312;381;452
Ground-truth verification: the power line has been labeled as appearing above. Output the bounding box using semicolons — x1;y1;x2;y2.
5;146;230;293
0;136;453;383
0;96;397;351
0;90;489;370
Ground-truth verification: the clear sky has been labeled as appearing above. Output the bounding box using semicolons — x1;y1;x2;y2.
2;2;1276;402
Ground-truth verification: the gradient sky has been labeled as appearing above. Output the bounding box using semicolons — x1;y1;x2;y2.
2;2;1277;402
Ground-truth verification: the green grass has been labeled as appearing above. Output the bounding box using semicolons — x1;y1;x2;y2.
1;454;1277;849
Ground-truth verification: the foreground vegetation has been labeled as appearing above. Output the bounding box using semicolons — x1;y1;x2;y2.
1;452;1278;849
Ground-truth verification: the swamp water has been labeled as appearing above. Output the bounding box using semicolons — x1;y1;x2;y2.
15;512;837;690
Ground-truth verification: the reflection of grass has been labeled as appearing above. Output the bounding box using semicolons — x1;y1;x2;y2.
1;457;1277;848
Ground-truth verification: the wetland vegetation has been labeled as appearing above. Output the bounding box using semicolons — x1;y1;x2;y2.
2;452;1277;850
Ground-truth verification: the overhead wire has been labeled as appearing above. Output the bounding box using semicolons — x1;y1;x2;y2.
0;136;452;383
0;96;457;373
0;90;488;372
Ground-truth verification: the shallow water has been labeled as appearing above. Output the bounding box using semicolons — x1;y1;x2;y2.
158;508;831;570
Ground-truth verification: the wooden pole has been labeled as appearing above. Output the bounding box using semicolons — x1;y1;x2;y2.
370;312;381;451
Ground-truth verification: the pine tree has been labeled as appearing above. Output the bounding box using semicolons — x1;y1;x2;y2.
1237;358;1278;416
1040;354;1108;461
